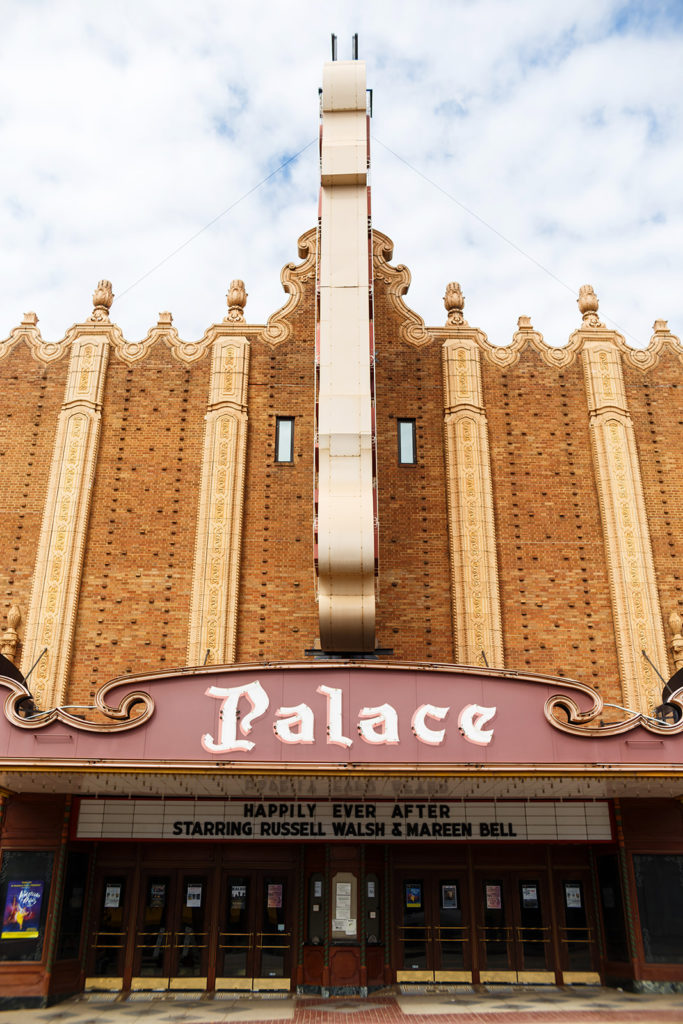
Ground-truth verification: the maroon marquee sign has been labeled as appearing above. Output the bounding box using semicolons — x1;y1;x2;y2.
0;662;680;766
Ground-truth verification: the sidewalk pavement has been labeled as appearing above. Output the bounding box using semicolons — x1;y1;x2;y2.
0;988;682;1024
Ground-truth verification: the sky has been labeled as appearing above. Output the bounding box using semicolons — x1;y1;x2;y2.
1;0;682;349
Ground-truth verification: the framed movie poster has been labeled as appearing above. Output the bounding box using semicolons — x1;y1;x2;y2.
2;881;44;940
267;883;283;909
441;884;458;909
485;884;502;910
231;884;247;909
521;884;539;909
405;882;422;909
150;883;166;909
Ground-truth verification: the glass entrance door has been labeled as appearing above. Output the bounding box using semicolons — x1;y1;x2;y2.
132;872;209;990
396;873;470;982
477;874;553;982
86;874;129;989
557;874;600;983
217;872;291;991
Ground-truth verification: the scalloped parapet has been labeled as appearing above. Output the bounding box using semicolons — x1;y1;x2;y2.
0;229;318;365
1;233;681;369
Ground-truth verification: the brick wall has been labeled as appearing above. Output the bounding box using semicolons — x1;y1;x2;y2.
236;281;319;661
483;346;621;702
68;344;210;705
0;343;68;654
2;239;683;713
624;357;683;674
373;275;453;663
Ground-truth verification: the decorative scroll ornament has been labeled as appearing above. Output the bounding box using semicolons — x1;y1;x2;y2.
259;230;317;345
225;279;248;323
0;667;154;732
444;282;468;326
670;611;683;672
0;606;21;663
577;284;604;328
545;680;683;737
89;279;114;322
372;231;431;346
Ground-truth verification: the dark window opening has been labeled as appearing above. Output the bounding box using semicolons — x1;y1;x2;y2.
275;418;294;463
634;854;683;963
57;851;89;960
398;419;416;465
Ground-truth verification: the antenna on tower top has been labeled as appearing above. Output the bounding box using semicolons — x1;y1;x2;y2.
330;34;337;61
352;33;359;59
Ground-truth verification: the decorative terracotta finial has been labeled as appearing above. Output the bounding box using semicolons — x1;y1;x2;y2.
225;279;248;323
21;312;38;327
517;315;534;330
0;605;21;664
653;319;669;334
89;280;114;322
669;610;683;672
444;282;467;326
577;284;603;328
157;311;173;328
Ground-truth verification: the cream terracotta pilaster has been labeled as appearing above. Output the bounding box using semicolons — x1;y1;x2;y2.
442;331;503;668
582;335;667;712
187;332;249;666
21;329;111;708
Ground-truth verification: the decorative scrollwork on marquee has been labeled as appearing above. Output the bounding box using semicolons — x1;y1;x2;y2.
545;685;683;737
0;669;154;733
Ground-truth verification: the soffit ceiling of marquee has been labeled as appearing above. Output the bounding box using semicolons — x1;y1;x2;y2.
1;767;681;801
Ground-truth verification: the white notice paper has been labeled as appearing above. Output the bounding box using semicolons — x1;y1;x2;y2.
186;884;202;908
104;884;121;909
336;881;352;919
565;884;582;909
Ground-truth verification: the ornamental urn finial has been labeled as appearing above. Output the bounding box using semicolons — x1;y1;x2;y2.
577;284;603;327
669;610;683;672
90;279;114;322
225;279;248;323
0;604;21;664
444;281;467;326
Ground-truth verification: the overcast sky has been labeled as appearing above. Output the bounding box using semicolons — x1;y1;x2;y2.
1;0;682;349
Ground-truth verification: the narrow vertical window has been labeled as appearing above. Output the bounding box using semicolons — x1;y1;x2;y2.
397;419;416;465
275;417;294;463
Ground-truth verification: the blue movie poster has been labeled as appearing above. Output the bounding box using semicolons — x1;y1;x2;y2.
2;881;44;939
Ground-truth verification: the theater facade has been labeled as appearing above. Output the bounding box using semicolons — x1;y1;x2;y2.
1;57;682;1005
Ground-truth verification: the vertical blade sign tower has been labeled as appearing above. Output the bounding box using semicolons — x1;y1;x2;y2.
315;58;377;653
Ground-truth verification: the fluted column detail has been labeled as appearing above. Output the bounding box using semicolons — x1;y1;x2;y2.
22;331;110;707
187;335;249;666
582;337;668;712
442;336;503;668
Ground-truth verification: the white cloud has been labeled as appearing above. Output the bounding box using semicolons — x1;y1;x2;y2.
1;0;682;349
